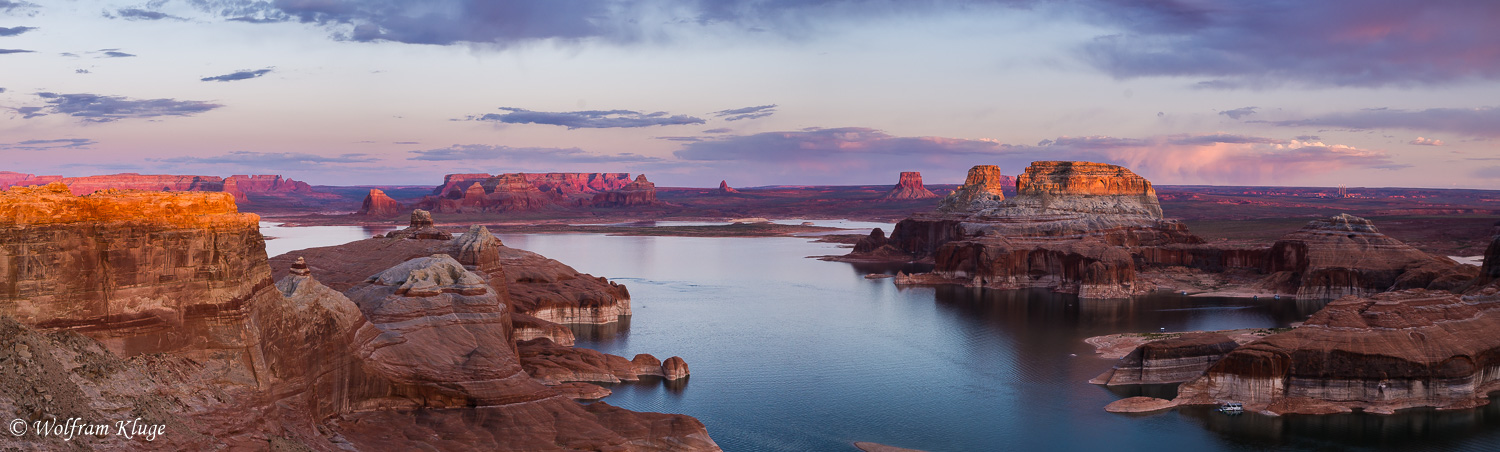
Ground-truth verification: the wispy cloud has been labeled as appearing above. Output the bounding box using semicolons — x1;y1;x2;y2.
151;151;376;165
470;107;705;129
201;68;272;82
0;26;34;36
408;144;661;164
713;104;777;121
1258;106;1500;138
703;128;732;134
106;8;185;21
102;50;135;58
1408;136;1444;146
20;92;222;122
1218;106;1256;119
0;1;37;12
0;138;96;151
0;49;34;54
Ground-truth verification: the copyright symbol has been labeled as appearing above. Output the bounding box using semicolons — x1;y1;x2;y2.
8;419;25;436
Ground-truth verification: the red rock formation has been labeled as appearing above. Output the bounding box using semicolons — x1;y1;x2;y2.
524;172;632;194
881;172;938;200
0;171;36;189
663;356;690;381
859;161;1203;298
0;172;328;206
225;174;314;193
1264;214;1471;299
1175;289;1500;415
357;189;402;217
718;180;741;194
592;174;661;208
937;165;1007;213
432;173;491;198
1091;333;1240;386
423;174;557;213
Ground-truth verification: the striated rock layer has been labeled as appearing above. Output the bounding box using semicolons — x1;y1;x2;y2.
357;189;402;217
0;187;717;450
1263;214;1471;299
881;172;938;200
1091;333;1240;386
593;174;661;208
937;165;1007;213
1174;289;1500;415
865;162;1201;298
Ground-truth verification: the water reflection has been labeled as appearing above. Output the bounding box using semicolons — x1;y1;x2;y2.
568;316;632;344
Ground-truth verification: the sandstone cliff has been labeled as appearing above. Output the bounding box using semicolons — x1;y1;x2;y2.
881;172;938;200
1264;214;1472;299
592;174;661;208
937;165;1006;213
357;189;402;217
1175;289;1500;415
1091;333;1240;386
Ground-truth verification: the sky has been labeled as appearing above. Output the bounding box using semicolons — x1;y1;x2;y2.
1;0;1498;188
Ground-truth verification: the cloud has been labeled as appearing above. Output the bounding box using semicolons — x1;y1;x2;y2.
713;104;777;121
0;26;34;36
654;136;706;142
1474;167;1500;179
201;68;273;82
21;92;222;122
0;1;37;12
471;107;705;129
1;138;96;151
102;51;135;58
75;69;90;74
151;151;376;165
1218;107;1256;120
703;128;732;134
0;87;6;93
407;144;662;165
1077;1;1500;88
673;128;1398;185
0;48;33;54
108;8;186;21
1409;137;1444;146
1260;106;1500;138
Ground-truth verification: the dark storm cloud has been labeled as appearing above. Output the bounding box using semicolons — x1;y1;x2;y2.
22;92;222;122
472;107;705;129
0;25;34;36
1218;107;1257;120
1259;107;1500;138
1077;0;1500;87
200;68;273;82
713;104;777;121
408;144;662;164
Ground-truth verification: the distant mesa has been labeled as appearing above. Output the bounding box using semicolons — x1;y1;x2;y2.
881;172;937;201
937;165;1007;213
1264;213;1474;299
718;180;740;194
591;174;661;208
357;188;401;217
419;172;637;214
0;171;329;206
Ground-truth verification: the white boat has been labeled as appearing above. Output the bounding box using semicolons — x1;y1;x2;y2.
1219;402;1244;413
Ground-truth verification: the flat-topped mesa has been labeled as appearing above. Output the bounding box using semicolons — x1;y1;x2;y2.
718;180;741;194
426;174;557;213
523;172;632;194
995;161;1162;219
592;174;660;208
224;174;314;195
1174;289;1500;415
882;172;939;200
0;182;255;228
13;173;227;196
937;165;1007;213
357;188;401;217
1265;213;1472;299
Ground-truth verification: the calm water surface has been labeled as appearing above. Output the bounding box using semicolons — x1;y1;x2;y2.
276;224;1500;451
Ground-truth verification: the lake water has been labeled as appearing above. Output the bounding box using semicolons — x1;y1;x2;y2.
271;224;1500;451
260;222;396;258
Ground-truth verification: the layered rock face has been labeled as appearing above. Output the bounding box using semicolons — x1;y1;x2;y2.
1265;214;1471;299
0;172;327;206
1091;333;1240;386
881;172;938;200
357;189;402;217
423;174;558;213
937;165;1006;213
1004;161;1162;218
0;183;273;371
718;180;740;194
592;174;661;208
870;161;1201;298
1175;289;1500;415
